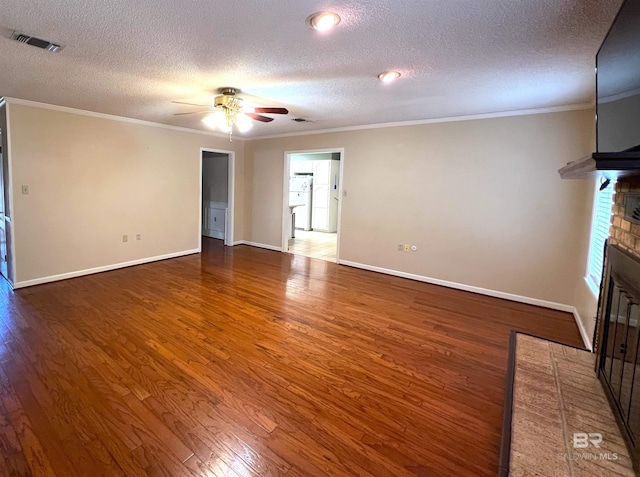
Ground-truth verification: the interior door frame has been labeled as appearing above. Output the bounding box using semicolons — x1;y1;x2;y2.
0;98;15;285
199;148;235;250
281;147;345;262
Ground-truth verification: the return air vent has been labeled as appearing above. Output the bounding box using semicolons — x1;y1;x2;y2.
12;32;61;52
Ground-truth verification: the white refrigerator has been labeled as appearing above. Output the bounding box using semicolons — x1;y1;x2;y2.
289;175;313;231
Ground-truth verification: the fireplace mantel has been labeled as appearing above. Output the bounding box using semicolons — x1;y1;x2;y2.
558;152;640;180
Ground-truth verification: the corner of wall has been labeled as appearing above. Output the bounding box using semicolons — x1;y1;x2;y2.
571;178;598;351
242;141;255;242
572;290;596;351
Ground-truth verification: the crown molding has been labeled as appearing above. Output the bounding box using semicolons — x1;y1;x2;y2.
3;97;594;142
3;97;244;141
247;102;594;141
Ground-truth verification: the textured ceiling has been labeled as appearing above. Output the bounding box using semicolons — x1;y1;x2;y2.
0;0;624;138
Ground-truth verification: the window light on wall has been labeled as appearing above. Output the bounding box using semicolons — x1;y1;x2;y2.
586;178;616;295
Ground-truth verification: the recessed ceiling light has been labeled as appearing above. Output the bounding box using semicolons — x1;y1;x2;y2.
378;71;401;83
306;12;341;32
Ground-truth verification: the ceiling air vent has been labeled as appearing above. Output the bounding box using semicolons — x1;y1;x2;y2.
12;32;61;52
292;118;310;122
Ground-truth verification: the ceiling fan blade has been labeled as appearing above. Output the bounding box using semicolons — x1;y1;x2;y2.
171;101;211;107
173;110;211;116
247;113;274;123
253;107;289;115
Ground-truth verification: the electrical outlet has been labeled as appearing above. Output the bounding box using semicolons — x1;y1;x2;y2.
21;185;29;195
136;234;141;241
397;244;403;251
403;244;410;252
122;235;128;243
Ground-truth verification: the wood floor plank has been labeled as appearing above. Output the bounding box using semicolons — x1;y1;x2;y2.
0;365;60;477
141;396;254;477
0;238;584;476
6;345;127;476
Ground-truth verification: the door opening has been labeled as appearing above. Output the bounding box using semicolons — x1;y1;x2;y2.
200;149;234;250
0;131;7;280
282;149;344;263
0;100;13;284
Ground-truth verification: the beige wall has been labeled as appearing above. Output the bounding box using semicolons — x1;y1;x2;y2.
574;270;598;346
245;110;597;316
6;101;602;343
8;103;245;284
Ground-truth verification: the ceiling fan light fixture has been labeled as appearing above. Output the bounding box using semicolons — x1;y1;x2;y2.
201;110;231;132
185;87;288;139
306;12;341;31
236;113;254;133
378;71;401;83
201;113;218;129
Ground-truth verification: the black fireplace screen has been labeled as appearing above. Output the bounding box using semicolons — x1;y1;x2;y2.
597;244;640;469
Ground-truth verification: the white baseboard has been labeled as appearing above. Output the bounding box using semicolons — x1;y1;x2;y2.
338;259;575;312
572;308;593;352
341;258;594;351
13;249;200;289
233;240;282;252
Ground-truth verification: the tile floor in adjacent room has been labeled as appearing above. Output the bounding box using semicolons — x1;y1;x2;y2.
288;229;337;262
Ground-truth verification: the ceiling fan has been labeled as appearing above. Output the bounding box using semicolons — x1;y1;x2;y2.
172;88;288;137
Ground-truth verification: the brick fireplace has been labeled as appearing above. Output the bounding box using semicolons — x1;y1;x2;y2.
609;177;640;259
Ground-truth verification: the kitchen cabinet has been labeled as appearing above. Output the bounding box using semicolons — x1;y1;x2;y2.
290;161;313;174
203;201;226;240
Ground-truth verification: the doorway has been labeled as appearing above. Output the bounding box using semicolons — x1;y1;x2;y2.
282;149;344;262
0;99;13;284
200;149;234;249
0;132;7;279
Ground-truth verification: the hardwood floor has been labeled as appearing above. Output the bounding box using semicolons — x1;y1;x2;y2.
0;238;584;476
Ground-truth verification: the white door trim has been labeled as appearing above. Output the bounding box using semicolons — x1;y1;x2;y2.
200;148;235;250
281;148;345;262
3;100;16;285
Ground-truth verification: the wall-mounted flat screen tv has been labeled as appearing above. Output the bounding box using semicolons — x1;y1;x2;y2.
597;0;640;153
